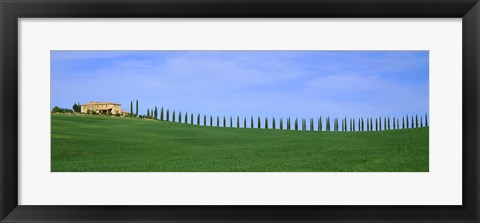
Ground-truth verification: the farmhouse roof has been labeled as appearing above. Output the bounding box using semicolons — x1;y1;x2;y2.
82;101;121;106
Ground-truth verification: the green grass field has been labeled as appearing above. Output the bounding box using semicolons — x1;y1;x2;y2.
51;113;429;172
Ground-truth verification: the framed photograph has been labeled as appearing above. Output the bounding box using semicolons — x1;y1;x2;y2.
1;0;479;222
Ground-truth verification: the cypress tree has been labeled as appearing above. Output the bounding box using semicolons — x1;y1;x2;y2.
420;116;423;127
258;117;261;129
237;116;240;128
230;116;232;127
217;116;220;127
135;100;138;117
337;118;340;131
416;115;418;128
337;118;339;131
326;117;330;132
367;118;371;132
319;117;323;132
273;117;276;129
425;113;428;127
406;115;409;129
280;118;283;130
359;118;361;131
251;116;254;129
244;117;247;128
147;109;150;117
166;109;170;121
204;115;207;126
190;113;193;124
265;117;269;129
328;117;332;132
411;116;414;128
388;117;390;130
295;118;298;131
173;111;176;122
287;117;291;130
197;114;200;125
179;112;182;123
352;118;355;132
130;101;133;115
210;116;213;127
384;117;387;130
360;118;363;131
160;107;164;120
185;112;188;124
362;118;364;131
317;118;322;132
379;117;382;131
367;117;373;131
367;118;372;131
356;118;359;131
223;116;226;127
342;118;348;132
350;118;353;131
402;117;405;129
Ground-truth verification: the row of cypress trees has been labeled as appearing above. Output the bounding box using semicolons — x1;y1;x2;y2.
145;106;429;131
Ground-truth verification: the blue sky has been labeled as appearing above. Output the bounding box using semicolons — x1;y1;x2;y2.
51;50;428;125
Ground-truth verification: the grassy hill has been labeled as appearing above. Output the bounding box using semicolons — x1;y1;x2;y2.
51;114;429;172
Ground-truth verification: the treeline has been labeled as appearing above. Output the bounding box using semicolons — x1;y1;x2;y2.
134;103;429;132
52;106;73;113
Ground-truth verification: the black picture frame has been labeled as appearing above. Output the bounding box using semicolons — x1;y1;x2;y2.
1;0;479;222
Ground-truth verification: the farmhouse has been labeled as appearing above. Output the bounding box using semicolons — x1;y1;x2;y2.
81;101;128;115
